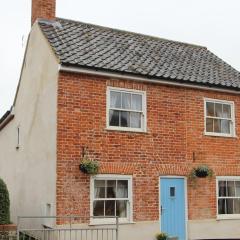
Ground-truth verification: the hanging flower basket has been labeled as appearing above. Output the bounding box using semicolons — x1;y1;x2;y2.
195;168;208;178
79;157;99;175
189;165;213;180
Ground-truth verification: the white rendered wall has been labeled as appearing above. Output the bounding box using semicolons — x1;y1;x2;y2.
0;22;59;225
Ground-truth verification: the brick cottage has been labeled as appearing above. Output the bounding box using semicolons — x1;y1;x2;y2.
1;1;240;239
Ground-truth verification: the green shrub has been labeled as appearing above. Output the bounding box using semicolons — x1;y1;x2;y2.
0;178;10;224
155;232;168;240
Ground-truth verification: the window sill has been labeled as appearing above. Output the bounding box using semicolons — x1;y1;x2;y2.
89;219;135;226
217;214;240;220
106;127;147;133
204;132;237;138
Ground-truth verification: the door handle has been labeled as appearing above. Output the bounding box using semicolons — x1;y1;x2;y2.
161;205;166;215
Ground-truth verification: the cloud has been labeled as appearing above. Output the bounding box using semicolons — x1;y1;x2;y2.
0;0;239;116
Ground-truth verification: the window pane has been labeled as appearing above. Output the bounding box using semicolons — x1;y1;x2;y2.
223;104;231;118
93;200;104;216
219;181;227;197
120;111;130;127
109;110;120;126
105;200;115;216
95;180;105;198
221;120;230;134
214;119;221;133
236;181;240;196
130;112;141;128
227;181;235;196
122;93;131;109
218;199;226;214
117;180;128;198
107;180;116;198
215;103;223;117
206;118;213;132
110;91;121;108
116;200;127;217
170;187;175;197
226;199;234;214
206;102;214;116
234;199;240;214
132;94;142;111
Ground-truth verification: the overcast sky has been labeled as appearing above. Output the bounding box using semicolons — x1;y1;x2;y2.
0;0;239;116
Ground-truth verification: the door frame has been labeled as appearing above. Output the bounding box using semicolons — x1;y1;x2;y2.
159;176;188;239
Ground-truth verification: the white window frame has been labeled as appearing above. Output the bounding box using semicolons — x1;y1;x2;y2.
90;174;133;225
204;98;235;137
106;87;147;132
216;176;240;220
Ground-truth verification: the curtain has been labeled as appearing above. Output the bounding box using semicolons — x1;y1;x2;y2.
122;93;131;109
221;110;230;133
110;91;121;108
132;94;142;111
234;199;240;214
219;181;226;196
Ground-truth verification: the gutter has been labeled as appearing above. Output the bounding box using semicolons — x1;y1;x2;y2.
0;107;14;131
59;65;240;95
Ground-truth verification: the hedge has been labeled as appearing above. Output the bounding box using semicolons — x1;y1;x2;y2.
0;178;10;224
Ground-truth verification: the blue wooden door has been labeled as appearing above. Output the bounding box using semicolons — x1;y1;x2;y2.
160;178;186;240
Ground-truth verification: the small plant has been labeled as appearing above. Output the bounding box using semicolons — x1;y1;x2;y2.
189;165;213;180
155;232;168;240
79;157;99;175
0;178;10;224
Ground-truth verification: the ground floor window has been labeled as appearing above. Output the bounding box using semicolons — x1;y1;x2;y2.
91;175;132;223
217;177;240;217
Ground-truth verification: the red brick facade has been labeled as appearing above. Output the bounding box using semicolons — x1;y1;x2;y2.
31;0;55;25
57;71;240;223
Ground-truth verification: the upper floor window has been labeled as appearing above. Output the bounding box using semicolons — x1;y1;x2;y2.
217;177;240;219
204;98;235;137
107;87;146;132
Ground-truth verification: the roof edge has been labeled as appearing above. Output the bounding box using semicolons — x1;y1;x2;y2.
0;107;14;132
60;64;240;95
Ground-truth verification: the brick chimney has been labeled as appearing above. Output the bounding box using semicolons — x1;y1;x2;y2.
31;0;56;25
